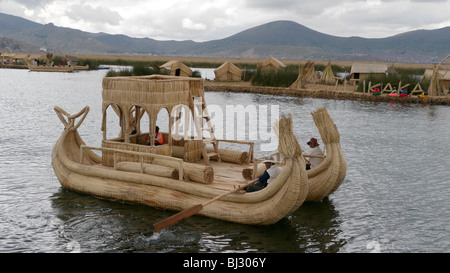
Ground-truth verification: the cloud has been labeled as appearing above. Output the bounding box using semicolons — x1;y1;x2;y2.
65;4;122;26
182;18;207;31
0;0;449;41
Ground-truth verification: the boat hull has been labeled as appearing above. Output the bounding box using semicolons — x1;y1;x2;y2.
305;107;347;202
28;65;74;72
52;128;309;226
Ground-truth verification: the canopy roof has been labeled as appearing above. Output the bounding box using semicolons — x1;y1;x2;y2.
350;63;388;74
102;75;203;117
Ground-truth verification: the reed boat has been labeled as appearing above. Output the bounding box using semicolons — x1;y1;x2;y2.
242;107;347;202
28;64;74;72
52;75;346;228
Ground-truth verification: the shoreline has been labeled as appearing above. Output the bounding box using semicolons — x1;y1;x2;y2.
204;81;450;106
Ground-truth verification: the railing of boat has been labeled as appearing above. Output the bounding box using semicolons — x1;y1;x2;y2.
79;145;184;181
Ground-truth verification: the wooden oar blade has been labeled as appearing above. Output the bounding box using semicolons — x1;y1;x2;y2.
153;204;203;232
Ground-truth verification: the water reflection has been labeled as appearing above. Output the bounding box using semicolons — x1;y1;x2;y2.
50;186;345;253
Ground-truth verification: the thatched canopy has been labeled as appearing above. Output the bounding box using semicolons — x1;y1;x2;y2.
101;75;203;142
258;57;287;71
160;60;192;77
214;61;242;81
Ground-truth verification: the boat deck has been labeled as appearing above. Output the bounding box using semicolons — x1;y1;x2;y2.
194;160;252;191
95;159;260;192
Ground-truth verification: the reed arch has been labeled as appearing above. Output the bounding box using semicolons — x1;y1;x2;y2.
428;55;450;96
102;103;124;140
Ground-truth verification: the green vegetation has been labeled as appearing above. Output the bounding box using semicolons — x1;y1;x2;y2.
251;66;298;87
105;64;169;77
81;57;430;91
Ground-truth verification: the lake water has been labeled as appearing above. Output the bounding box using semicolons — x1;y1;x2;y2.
0;68;449;254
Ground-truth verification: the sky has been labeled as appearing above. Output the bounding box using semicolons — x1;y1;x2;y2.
1;0;449;41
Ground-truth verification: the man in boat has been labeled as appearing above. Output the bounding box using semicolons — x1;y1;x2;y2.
305;138;324;170
245;156;282;192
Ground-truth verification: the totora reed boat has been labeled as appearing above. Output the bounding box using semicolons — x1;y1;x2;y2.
52;75;346;229
28;64;75;72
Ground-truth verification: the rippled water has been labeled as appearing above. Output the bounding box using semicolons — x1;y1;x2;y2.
0;68;449;253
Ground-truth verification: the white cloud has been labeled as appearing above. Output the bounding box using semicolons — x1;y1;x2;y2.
182;18;207;31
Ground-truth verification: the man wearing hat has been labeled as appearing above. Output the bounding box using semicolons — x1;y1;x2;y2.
306;137;324;170
246;156;282;192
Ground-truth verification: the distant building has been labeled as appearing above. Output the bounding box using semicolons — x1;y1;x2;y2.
258;57;287;71
214;62;242;82
160;60;192;77
350;63;388;81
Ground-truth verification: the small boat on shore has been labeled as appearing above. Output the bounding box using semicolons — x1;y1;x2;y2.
28;64;74;72
52;75;346;228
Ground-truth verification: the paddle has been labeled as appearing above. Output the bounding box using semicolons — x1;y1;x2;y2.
153;178;259;232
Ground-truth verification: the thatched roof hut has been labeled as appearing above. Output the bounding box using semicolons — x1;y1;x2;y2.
160;60;192;77
350;63;388;81
214;62;242;82
258;57;287;71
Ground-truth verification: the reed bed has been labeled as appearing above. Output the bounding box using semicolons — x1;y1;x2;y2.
204;83;450;105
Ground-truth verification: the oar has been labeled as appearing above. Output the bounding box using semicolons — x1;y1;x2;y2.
153;178;259;232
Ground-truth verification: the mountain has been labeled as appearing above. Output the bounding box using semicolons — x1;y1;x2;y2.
1;12;449;63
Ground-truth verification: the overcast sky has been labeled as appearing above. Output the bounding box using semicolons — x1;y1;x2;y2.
1;0;449;41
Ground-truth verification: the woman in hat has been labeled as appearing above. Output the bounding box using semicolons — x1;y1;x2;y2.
306;137;324;170
245;156;282;192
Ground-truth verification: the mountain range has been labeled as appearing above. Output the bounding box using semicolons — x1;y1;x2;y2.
1;12;449;63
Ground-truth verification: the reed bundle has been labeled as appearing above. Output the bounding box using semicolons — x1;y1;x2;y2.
152;158;214;184
171;141;203;162
206;147;249;164
275;114;303;159
310;107;340;145
116;161;179;179
242;163;265;180
320;61;335;85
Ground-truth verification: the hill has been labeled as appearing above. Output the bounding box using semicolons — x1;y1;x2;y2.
0;12;448;63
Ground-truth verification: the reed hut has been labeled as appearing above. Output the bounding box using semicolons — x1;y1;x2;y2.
214;62;242;82
350;63;388;81
160;60;192;77
258;57;287;71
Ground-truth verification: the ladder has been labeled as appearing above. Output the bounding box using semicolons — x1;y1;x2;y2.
193;97;221;165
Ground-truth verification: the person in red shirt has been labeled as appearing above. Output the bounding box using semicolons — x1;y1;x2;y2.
154;126;163;146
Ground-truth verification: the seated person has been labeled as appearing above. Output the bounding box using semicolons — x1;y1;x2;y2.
246;156;282;192
154;126;163;146
147;126;164;146
305;137;324;170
